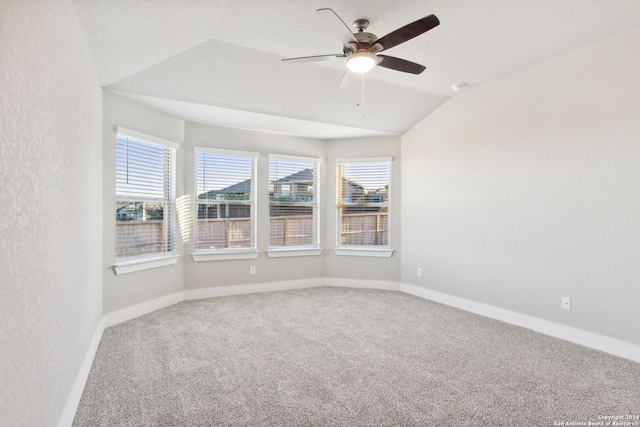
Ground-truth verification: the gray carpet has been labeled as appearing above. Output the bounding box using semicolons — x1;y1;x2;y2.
74;287;640;426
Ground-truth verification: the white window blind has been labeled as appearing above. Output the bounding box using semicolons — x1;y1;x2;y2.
194;148;257;251
336;158;391;246
115;131;176;260
269;155;320;248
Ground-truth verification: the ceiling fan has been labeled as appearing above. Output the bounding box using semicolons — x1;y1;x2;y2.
282;8;440;87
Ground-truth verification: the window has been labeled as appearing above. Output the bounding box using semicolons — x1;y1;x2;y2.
336;158;391;249
115;129;177;262
194;147;257;255
269;155;320;251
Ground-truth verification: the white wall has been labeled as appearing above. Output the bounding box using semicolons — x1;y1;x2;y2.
103;93;185;313
184;123;327;289
0;1;103;425
325;137;402;283
401;26;640;345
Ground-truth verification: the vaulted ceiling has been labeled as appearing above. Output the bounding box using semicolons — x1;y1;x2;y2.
72;0;640;139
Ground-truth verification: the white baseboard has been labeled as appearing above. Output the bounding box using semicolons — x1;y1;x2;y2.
104;291;185;327
58;318;105;427
101;280;640;363
184;278;400;300
100;278;399;322
185;278;326;300
325;278;400;291
400;282;640;363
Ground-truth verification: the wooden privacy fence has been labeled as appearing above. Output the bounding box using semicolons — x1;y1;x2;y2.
116;220;165;258
196;218;252;249
340;213;388;246
270;215;314;247
196;213;388;248
117;213;388;254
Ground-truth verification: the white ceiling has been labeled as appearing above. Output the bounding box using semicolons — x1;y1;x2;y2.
72;0;640;139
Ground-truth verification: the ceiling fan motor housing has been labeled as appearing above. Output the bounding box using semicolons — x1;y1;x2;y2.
344;31;383;56
355;31;377;44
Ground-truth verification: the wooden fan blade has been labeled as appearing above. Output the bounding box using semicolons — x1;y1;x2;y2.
340;69;356;88
375;14;439;51
317;8;358;46
282;54;344;63
377;55;426;74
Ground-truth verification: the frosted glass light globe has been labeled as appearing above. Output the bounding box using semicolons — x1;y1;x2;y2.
345;52;376;73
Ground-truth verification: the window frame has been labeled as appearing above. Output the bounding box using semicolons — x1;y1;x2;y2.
113;127;179;274
191;146;258;262
267;154;322;258
334;157;393;257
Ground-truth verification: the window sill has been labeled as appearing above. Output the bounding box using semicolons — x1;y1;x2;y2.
267;247;323;258
191;250;259;262
333;247;394;258
114;254;179;275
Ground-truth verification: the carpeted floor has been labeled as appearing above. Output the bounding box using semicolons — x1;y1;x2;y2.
74;287;640;426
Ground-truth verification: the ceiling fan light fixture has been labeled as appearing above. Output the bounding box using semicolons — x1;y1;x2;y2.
345;52;377;73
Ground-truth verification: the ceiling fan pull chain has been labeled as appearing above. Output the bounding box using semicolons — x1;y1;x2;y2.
353;72;366;116
361;73;366;117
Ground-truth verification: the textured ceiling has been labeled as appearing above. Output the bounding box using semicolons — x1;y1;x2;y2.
72;0;640;139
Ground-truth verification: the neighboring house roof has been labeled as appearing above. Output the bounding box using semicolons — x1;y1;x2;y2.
273;168;313;184
370;185;388;195
202;179;252;197
342;178;366;192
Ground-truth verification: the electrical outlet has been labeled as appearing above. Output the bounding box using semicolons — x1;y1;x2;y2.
562;296;571;310
417;267;423;278
249;265;256;275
